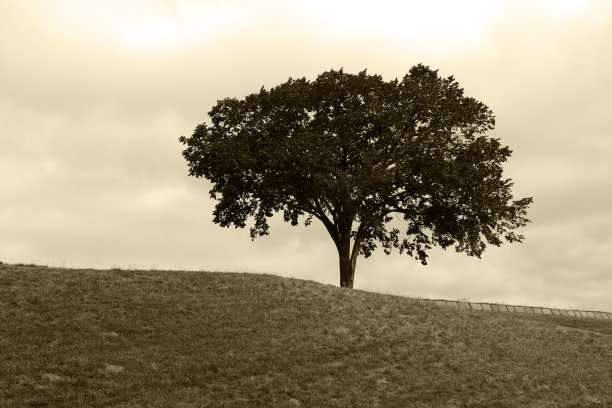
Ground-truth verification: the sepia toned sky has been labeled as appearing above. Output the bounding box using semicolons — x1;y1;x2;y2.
2;0;612;311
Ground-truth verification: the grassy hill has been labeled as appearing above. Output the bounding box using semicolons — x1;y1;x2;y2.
1;263;611;407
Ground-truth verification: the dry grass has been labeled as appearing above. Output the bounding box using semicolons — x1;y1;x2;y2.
1;263;611;407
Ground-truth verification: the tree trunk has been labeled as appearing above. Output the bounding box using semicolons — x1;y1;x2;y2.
338;232;358;288
338;244;355;288
335;221;367;289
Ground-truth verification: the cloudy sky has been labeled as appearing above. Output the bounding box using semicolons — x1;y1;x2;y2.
2;0;611;312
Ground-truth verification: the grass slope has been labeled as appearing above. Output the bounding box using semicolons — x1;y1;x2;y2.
1;263;611;407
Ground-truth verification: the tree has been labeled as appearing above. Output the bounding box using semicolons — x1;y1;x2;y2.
179;65;532;288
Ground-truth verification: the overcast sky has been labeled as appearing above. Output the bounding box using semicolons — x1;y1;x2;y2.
2;0;611;312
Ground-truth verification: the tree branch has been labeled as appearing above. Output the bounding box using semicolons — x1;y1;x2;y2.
316;211;340;248
350;221;369;266
316;197;340;226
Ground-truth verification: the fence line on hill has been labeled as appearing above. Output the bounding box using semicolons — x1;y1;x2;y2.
417;298;612;320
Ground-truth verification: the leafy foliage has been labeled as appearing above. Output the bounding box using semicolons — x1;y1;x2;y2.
180;65;532;285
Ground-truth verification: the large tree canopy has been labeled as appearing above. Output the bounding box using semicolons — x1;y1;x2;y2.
180;65;532;288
